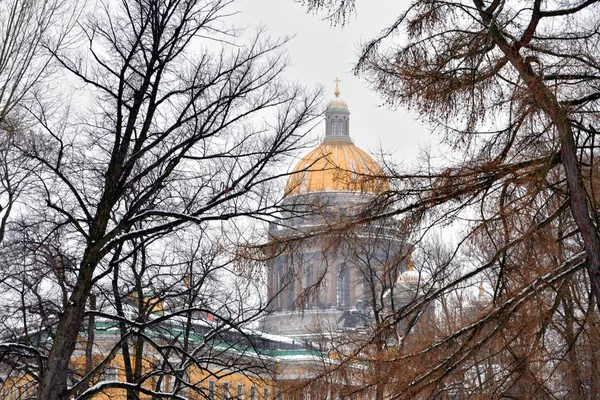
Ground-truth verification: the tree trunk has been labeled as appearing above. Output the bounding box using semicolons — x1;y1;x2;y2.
38;249;101;399
83;294;96;392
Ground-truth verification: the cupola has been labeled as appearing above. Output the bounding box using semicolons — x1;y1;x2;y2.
284;79;389;197
324;77;351;142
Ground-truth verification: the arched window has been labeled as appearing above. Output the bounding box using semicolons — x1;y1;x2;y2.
305;264;313;308
287;270;295;310
330;119;335;135
275;264;283;309
337;265;350;310
338;119;344;135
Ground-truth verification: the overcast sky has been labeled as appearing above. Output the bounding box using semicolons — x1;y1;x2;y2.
233;0;431;166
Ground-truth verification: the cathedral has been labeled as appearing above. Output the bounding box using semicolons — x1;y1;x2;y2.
261;81;416;342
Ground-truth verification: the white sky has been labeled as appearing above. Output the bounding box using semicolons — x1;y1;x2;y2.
233;0;431;165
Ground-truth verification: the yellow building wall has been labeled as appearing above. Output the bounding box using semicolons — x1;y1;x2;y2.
1;354;276;400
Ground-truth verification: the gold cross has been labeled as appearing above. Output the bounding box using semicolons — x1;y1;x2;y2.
333;77;341;97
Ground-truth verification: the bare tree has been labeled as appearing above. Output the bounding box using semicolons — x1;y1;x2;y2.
0;0;75;243
0;0;74;125
296;0;600;397
0;0;320;399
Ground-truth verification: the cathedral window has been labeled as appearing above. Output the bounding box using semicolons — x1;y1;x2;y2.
336;265;350;309
362;276;373;309
275;264;283;309
338;119;344;135
330;119;335;135
305;264;313;308
287;272;295;310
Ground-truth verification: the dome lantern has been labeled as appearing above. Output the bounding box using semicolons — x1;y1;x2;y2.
325;77;350;143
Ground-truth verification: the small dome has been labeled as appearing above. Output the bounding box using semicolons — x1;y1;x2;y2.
284;141;389;197
399;258;419;282
400;265;419;282
326;97;348;111
326;77;349;111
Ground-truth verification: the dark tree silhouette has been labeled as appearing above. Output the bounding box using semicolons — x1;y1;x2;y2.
0;1;320;399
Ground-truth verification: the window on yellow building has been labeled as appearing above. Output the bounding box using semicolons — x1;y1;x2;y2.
22;382;31;398
25;382;33;397
102;366;118;381
237;383;244;400
250;385;257;400
208;380;216;400
181;371;190;396
263;387;270;400
222;382;231;400
165;375;173;393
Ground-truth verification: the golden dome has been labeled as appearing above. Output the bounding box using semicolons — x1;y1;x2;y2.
285;141;389;197
400;261;418;282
